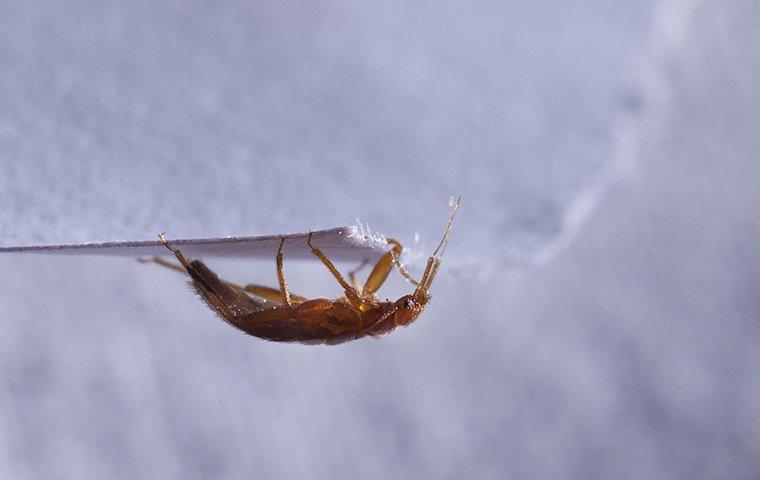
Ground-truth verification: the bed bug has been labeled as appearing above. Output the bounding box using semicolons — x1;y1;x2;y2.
145;197;460;344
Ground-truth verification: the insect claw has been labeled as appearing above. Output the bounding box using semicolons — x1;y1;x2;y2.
277;235;288;254
157;233;180;255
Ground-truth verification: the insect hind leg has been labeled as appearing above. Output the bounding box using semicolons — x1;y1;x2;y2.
157;234;264;320
137;256;188;275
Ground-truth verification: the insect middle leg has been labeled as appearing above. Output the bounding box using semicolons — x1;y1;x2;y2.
275;236;293;308
347;259;370;291
241;285;307;305
307;232;362;303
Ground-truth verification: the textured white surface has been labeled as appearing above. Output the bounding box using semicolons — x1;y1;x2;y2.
0;0;655;264
2;0;760;479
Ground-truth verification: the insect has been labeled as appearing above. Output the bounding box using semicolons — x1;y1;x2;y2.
145;198;460;344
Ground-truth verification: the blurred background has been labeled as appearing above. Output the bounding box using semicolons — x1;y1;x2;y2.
1;0;759;478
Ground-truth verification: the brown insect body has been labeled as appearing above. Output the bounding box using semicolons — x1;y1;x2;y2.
217;295;421;345
149;198;459;345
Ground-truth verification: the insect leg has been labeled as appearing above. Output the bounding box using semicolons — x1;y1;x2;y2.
275;236;293;308
306;232;361;302
157;234;264;318
139;255;271;301
391;252;421;288
347;259;371;291
242;284;307;305
137;256;187;275
238;234;307;304
361;238;411;294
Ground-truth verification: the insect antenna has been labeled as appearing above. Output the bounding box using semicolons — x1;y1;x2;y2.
431;196;461;259
417;196;461;294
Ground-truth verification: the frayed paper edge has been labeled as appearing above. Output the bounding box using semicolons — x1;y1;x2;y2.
344;223;432;268
345;220;389;250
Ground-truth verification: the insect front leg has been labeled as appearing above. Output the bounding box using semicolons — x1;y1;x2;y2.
360;238;409;294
